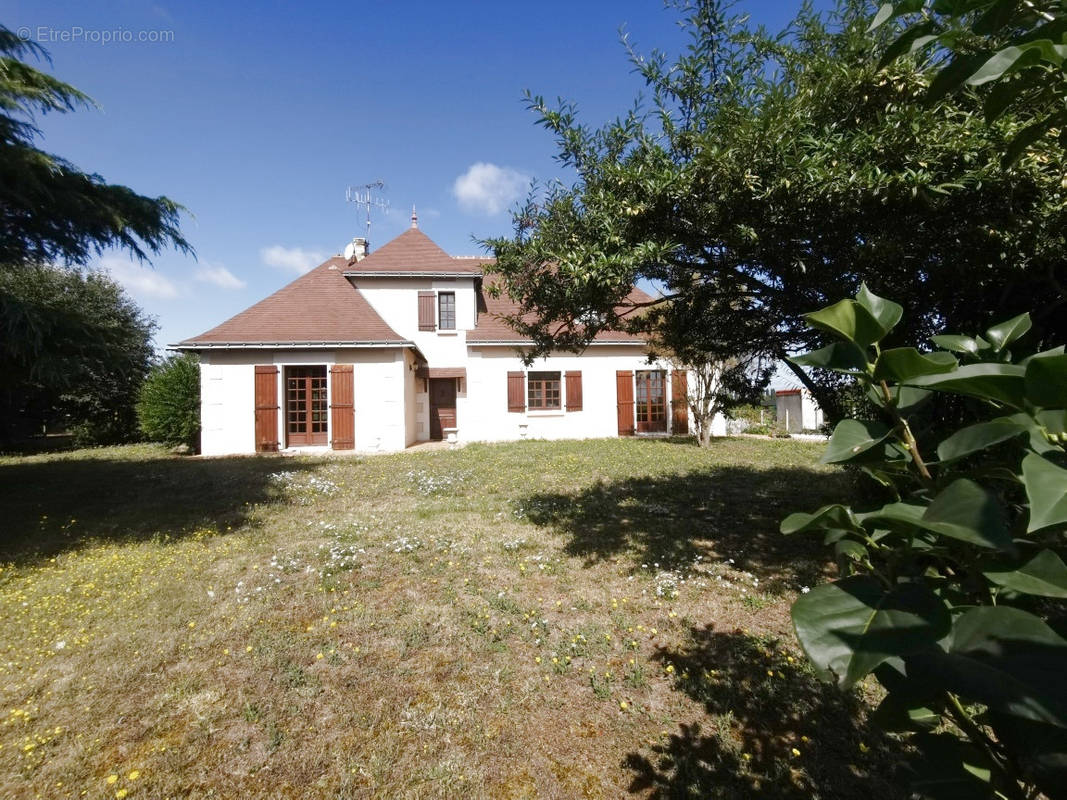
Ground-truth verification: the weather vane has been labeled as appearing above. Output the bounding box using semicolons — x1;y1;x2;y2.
345;180;389;239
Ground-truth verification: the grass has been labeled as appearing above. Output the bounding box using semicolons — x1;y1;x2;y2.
0;437;904;799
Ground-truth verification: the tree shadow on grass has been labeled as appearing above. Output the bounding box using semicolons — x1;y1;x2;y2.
0;452;319;562
517;464;861;588
626;625;907;799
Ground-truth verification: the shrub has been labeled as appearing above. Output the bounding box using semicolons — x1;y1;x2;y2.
136;353;200;450
782;285;1067;800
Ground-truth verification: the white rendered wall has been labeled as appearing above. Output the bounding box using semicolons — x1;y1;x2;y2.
462;346;689;444
198;348;408;456
351;276;477;368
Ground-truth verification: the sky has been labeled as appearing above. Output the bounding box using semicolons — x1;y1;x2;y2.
8;0;834;352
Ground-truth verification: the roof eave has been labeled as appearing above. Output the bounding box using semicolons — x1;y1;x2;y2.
169;340;417;350
466;339;648;346
343;270;482;278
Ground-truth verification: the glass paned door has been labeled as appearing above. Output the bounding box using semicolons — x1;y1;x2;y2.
286;366;328;446
635;370;667;433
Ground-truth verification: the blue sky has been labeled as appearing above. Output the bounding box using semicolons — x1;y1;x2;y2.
10;0;832;350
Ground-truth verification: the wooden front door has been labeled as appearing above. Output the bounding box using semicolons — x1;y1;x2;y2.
429;378;457;440
635;370;668;433
285;366;328;446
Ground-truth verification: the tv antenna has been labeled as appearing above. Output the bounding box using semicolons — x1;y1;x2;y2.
345;180;389;239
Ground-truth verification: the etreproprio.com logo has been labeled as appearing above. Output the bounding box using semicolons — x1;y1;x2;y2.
16;26;175;45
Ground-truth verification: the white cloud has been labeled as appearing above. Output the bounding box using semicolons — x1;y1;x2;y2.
260;245;327;275
102;257;180;299
194;263;246;290
452;162;529;216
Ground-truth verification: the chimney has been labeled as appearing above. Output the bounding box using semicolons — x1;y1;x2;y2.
344;236;369;262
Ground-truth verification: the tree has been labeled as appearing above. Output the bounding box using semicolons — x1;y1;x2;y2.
136;353;200;450
0;26;192;269
483;0;1067;422
873;1;1067;164
0;265;156;445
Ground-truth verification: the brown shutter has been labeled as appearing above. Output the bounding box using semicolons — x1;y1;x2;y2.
565;371;583;411
330;364;355;450
507;371;525;412
671;370;689;434
254;365;279;452
616;370;635;436
418;291;436;331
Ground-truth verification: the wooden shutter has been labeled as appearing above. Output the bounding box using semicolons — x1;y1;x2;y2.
507;371;525;412
254;365;279;452
418;291;436;331
330;364;355;450
565;371;583;411
671;370;689;434
616;370;635;436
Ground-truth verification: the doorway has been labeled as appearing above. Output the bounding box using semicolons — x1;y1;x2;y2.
428;378;457;440
635;370;668;433
285;365;328;446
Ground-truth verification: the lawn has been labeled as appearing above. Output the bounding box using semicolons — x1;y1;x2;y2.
0;437;904;799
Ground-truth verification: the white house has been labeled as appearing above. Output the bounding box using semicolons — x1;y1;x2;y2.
175;216;695;456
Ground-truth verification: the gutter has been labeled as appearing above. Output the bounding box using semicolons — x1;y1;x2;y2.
168;340;418;350
342;271;482;278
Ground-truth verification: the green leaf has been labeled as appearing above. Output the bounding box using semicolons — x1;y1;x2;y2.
931;334;979;355
791;576;951;689
907;733;996;799
873;348;957;382
804;299;888;348
835;539;868;563
936;418;1028;462
780;503;858;535
905;363;1027;409
1023;453;1067;533
985;312;1031;352
927;53;991;102
789;342;869;374
1025;353;1067;409
868;3;894;32
968;45;1036;86
856;283;903;332
911;607;1067;727
872;692;940;733
919;479;1013;551
821;419;892;464
1003;113;1057;166
985;550;1067;598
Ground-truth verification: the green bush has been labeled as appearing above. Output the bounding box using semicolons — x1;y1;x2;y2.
782;285;1067;800
136;353;200;450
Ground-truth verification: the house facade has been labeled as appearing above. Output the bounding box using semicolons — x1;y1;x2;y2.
175;218;698;456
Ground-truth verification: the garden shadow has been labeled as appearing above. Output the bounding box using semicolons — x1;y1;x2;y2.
0;452;318;561
626;624;907;799
517;464;860;588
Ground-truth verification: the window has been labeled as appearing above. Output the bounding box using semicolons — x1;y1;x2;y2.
438;292;456;330
528;371;561;410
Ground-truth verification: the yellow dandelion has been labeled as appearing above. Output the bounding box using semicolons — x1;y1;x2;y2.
116;790;128;799
619;701;628;710
791;748;801;757
106;775;118;785
128;770;140;780
316;652;324;660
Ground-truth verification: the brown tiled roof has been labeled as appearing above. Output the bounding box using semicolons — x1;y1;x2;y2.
468;282;654;344
343;228;490;275
177;258;407;347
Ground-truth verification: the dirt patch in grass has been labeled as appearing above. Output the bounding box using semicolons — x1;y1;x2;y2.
0;437;905;798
